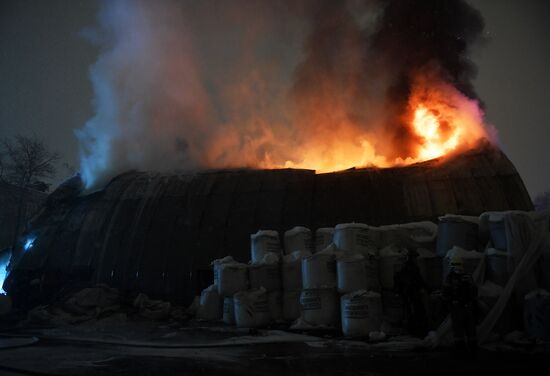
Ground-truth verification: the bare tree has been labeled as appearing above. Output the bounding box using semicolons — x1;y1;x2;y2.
0;135;60;256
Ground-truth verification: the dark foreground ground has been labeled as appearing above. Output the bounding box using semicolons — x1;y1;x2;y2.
0;318;548;376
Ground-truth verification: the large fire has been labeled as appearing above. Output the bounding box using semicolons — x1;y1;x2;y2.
413;105;461;161
262;73;493;173
77;0;496;190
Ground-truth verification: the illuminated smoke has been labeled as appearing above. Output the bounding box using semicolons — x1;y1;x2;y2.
76;0;494;190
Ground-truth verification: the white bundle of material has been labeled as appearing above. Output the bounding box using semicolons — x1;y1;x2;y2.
436;214;480;257
416;248;442;291
250;230;281;263
249;254;281;291
217;261;249;297
442;246;484;280
234;287;271;328
487;212;508;250
379;245;408;290
333;223;379;255
336;254;368;294
486;248;509;287
315;228;335;253
197;284;222;321
300;288;338;327
284;226;312;254
282;291;301;322
251;251;281;265
223;297;235;325
282;250;311;291
212;256;237;286
379;221;438;248
434;211;550;345
302;244;337;289
340;290;382;337
267;290;283;322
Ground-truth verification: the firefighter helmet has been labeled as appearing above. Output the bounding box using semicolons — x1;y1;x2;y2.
449;256;464;272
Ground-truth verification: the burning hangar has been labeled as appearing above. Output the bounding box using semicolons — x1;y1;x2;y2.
4;144;532;306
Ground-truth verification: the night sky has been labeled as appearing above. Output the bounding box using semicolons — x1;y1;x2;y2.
1;0;549;199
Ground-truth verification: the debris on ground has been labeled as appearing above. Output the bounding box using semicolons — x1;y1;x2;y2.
133;293;172;320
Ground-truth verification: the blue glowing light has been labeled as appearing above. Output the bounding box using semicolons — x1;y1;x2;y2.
0;250;10;294
24;237;36;252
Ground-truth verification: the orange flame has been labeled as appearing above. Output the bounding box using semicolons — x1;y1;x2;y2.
412;105;460;160
259;72;493;172
405;72;492;164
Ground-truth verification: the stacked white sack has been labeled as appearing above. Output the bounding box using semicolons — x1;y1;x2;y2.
341;290;382;337
298;244;339;327
333;223;379;255
486;248;509;287
250;230;281;263
436;215;479;257
487;212;508;251
216;260;249;297
315;227;335;253
197;284;222;321
379;245;408;290
282;250;312;291
337;254;368;294
302;244;338;289
249;252;281;291
281;250;311;322
234;287;271;328
223;297;235;325
284;226;312;254
378;221;438;248
212;256;237;287
299;288;338;327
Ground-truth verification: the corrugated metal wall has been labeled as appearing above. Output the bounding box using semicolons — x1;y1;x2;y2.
6;147;533;303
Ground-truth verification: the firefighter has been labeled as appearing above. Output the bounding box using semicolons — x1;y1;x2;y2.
442;256;478;355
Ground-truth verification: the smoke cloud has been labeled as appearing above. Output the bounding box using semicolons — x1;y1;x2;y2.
369;0;486;157
77;0;490;190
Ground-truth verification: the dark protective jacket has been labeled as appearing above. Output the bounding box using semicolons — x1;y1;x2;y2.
442;269;478;309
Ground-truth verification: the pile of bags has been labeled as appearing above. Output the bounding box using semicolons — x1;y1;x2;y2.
196;221;440;338
433;210;550;343
196;211;550;343
199;227;317;328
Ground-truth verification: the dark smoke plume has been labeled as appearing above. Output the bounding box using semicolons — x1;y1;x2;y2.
369;0;486;157
371;0;485;98
290;0;486;159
